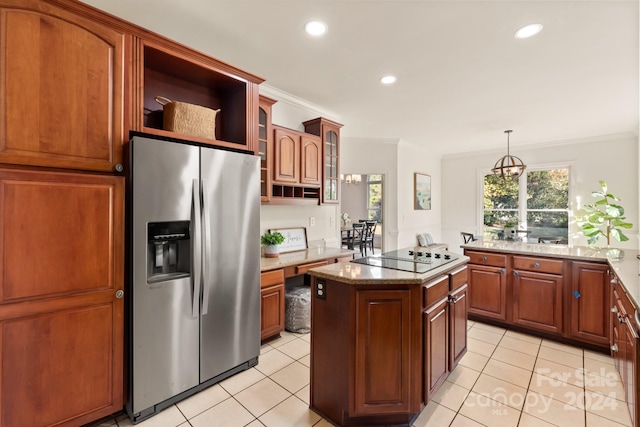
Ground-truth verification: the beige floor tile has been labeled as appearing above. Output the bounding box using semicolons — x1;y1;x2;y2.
458;350;489;371
473;322;508;335
499;336;541;356
492;346;537;371
260;344;274;355
219;367;266;395
298;333;311;343
459;391;521;427
175;384;230;419
528;373;584;407
446;364;482;390
538;346;584;370
585;395;632;426
294;384;310;404
534;358;586;387
483;359;533;388
586;411;632;427
177;423;190;427
450;414;484;427
540;339;584;356
265;332;298;348
313;419;334;426
584;372;626;401
244;421;265;427
505;330;543;345
467;320;476;330
270;361;310;394
468;327;504;345
298;354;311;367
412;402;456;427
518;413;557;427
471;373;528;410
189;398;255;427
584;349;615;366
127;405;187;427
276;338;311;360
258;396;321;427
523;391;586;427
234;378;291;418
431;381;470;411
584;357;619;379
255;349;295;376
467;337;497;357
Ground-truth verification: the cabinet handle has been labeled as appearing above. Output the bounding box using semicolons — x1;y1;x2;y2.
500;268;505;274
449;295;460;303
533;262;540;268
611;277;618;284
513;271;519;276
573;290;581;299
115;163;124;172
482;256;487;262
611;344;618;352
115;290;124;299
618;314;625;324
611;306;618;313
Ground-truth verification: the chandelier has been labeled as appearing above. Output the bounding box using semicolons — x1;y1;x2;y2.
492;130;526;179
340;174;362;185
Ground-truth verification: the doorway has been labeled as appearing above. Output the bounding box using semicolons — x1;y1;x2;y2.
340;174;384;254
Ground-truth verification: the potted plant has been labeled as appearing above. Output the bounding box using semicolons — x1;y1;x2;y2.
576;180;633;247
261;231;285;258
503;220;517;239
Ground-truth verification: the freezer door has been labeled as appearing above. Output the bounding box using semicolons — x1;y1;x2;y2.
130;136;201;413
200;148;261;382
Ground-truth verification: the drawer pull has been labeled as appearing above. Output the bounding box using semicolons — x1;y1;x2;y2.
500;268;505;274
482;256;487;262
513;271;519;277
611;344;618;352
611;306;618;313
534;262;540;268
573;291;581;299
611;277;619;284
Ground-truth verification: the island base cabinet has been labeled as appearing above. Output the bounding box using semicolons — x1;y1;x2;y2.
570;262;610;347
424;299;449;402
449;283;468;369
467;264;507;321
512;270;563;335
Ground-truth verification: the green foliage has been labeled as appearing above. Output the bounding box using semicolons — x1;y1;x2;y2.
260;231;285;246
576;180;633;246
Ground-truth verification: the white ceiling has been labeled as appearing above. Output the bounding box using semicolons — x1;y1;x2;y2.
82;0;639;155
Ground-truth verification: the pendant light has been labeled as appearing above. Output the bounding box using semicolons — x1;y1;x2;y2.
492;130;526;179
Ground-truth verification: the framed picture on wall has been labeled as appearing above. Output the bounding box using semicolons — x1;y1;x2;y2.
414;173;431;210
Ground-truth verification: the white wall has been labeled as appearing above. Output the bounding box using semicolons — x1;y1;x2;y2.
441;133;639;253
341;180;368;224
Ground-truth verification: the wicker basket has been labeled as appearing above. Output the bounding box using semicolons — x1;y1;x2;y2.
155;96;220;140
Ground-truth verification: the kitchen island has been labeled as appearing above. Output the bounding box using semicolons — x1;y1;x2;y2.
306;248;469;427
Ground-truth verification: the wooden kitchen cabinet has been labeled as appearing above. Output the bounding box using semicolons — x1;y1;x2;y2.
260;269;285;341
424;297;449;401
303;117;343;204
0;168;124;427
512;256;564;335
0;0;126;173
449;267;468;369
300;135;322;185
570;261;610;346
466;258;507;322
258;95;277;202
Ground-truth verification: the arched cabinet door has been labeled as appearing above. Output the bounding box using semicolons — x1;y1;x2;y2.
0;0;126;172
273;127;299;184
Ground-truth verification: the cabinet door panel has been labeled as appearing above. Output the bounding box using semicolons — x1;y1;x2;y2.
355;290;411;415
261;283;285;340
424;299;448;402
513;271;563;335
1;298;122;427
300;135;321;185
0;170;123;302
0;4;124;171
449;284;468;369
570;262;610;346
467;264;507;321
273;129;298;183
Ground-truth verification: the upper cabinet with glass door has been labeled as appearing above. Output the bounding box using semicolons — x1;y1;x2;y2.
303;118;343;204
258;95;277;202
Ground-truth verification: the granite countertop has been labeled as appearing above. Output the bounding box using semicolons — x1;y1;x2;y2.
260;247;355;272
461;240;640;311
306;248;470;285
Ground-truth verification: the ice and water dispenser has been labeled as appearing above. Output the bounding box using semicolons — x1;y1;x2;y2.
147;221;191;284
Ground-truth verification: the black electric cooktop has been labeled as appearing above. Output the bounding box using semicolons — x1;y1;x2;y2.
351;248;459;273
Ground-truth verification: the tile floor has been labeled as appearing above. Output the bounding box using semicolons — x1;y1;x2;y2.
90;321;632;427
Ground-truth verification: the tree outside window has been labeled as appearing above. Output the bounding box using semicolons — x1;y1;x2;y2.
367;175;382;223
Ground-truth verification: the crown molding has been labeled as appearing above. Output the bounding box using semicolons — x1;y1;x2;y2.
259;84;341;122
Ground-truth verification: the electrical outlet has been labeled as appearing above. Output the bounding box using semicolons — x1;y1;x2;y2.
309;217;316;227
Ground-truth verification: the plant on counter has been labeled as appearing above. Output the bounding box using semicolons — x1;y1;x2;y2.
576;180;633;246
261;231;285;258
340;212;351;228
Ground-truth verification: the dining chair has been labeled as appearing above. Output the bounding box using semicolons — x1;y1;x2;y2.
460;232;477;244
343;223;366;255
363;220;377;255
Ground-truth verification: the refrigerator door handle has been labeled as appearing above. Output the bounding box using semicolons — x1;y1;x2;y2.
201;179;212;315
192;178;202;319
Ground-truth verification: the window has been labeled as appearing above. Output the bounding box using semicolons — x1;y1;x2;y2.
483;168;569;241
367;174;382;223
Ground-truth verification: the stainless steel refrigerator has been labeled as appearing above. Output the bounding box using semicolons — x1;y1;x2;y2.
126;135;260;423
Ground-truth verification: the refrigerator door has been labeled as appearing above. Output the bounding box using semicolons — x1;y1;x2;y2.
130;136;201;413
200;147;261;382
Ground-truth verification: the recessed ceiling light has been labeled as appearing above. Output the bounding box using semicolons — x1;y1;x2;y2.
380;75;397;85
305;21;327;36
515;24;543;39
